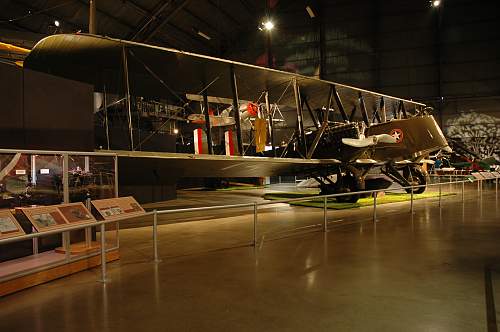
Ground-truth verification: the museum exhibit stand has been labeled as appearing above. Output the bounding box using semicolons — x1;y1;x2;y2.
0;149;145;296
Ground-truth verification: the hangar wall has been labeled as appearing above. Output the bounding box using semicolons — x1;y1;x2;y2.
228;0;500;159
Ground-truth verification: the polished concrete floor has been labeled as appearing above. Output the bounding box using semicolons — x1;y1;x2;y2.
1;183;500;331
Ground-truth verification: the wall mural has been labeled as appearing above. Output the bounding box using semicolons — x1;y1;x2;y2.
446;111;500;160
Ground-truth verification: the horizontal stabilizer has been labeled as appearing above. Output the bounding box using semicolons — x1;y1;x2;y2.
342;137;376;148
374;134;397;144
342;133;396;148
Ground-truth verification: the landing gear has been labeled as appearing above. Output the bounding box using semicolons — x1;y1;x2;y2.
382;163;428;194
319;172;363;203
403;166;427;194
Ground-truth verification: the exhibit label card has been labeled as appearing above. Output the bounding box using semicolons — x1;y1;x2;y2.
57;203;96;225
92;196;145;220
0;210;25;239
21;206;69;232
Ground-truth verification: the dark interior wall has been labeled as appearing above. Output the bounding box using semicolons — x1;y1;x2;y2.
23;68;94;151
0;62;24;148
118;157;177;203
229;0;499;101
0;62;94;151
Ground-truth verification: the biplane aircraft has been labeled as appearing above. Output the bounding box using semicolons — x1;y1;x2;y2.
24;34;449;202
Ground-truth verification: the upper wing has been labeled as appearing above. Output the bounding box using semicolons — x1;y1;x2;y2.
25;34;424;115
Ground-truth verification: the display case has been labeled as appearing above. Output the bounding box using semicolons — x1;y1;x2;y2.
0;149;124;296
0;150;117;209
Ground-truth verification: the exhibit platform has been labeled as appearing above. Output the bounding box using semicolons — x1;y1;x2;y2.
0;248;119;297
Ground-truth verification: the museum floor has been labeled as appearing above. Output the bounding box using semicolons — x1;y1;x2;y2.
1;184;500;331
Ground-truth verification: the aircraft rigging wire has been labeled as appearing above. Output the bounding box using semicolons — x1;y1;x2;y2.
128;49;199;115
129;49;227;151
197;76;221;96
275;79;293;105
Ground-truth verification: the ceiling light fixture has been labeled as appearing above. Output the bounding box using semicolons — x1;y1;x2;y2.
54;20;60;27
259;20;274;31
197;30;211;40
306;6;316;18
431;0;441;7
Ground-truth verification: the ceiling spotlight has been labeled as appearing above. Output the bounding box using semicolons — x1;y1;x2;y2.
54;20;60;27
431;0;441;7
260;20;274;31
306;6;316;18
173;128;179;134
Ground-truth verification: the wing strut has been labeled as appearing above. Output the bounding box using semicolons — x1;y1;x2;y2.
265;91;276;157
229;65;244;155
202;90;214;154
307;87;333;159
349;105;357;122
398;100;408;119
332;85;349;122
293;78;308;156
371;98;382;124
359;92;370;126
303;97;320;130
325;85;333;122
379;97;387;122
122;47;134;150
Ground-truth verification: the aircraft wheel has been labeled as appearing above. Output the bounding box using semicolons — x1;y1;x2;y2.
319;174;361;203
335;189;359;203
335;174;361;203
403;166;427;194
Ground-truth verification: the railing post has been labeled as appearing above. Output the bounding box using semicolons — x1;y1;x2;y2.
62;153;69;204
496;177;498;197
373;192;377;222
253;203;258;246
410;185;414;213
439;177;442;208
85;193;92;248
153;210;161;263
323;196;328;232
62;231;70;261
480;179;483;199
409;174;414;213
32;226;39;255
462;181;465;202
99;223;108;283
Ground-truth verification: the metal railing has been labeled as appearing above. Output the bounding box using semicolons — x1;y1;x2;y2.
1;174;498;285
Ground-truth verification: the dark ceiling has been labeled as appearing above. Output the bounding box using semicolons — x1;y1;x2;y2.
0;0;273;55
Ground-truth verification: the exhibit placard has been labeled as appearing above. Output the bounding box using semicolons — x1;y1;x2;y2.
91;196;145;220
56;203;96;225
20;206;69;232
480;171;495;179
471;173;485;180
491;172;500;178
0;210;25;239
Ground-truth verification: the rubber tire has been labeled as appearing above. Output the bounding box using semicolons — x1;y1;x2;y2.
403;167;427;194
336;174;360;203
319;186;360;203
335;190;359;203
